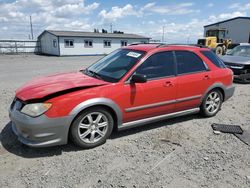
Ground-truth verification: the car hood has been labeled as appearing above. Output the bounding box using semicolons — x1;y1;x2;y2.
221;55;250;65
16;71;109;101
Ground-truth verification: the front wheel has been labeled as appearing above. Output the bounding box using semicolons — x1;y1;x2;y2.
70;107;114;149
200;90;223;117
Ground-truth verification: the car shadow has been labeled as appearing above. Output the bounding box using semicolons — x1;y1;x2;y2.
1;114;203;158
110;113;201;139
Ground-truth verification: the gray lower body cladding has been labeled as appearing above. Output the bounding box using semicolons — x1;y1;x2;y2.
224;85;235;101
9;109;73;147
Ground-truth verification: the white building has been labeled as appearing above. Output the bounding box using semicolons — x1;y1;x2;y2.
204;17;250;44
38;30;150;56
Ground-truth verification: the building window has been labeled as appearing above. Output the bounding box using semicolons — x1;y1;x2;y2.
121;40;127;47
53;39;57;48
104;40;111;48
64;39;74;48
84;40;93;48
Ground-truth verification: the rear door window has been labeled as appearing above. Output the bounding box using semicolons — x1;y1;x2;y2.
175;51;207;75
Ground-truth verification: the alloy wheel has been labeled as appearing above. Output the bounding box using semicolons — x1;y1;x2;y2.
77;112;108;143
205;91;221;114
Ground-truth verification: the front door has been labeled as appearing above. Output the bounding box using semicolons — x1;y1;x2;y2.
121;51;177;123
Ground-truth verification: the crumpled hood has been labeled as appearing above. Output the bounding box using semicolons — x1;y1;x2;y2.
16;71;109;101
221;55;250;65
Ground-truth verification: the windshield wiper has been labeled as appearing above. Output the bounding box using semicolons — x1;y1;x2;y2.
84;69;104;80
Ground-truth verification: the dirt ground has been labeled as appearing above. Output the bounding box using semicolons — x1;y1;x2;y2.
0;54;250;188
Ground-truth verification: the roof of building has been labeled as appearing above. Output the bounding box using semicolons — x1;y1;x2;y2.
204;16;250;28
38;30;150;39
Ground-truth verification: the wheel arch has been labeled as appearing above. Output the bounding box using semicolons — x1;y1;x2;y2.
201;83;226;104
69;98;122;130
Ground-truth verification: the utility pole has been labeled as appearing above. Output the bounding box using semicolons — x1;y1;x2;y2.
110;23;113;33
30;15;34;40
162;26;165;43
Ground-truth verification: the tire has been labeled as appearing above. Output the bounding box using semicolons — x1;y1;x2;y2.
222;45;227;55
200;90;223;117
215;46;223;55
70;107;114;149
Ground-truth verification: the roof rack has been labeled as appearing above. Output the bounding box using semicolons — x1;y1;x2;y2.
129;42;166;47
128;43;207;48
158;44;207;48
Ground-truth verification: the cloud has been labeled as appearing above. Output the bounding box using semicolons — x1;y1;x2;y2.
208;11;247;22
142;2;200;15
143;2;156;10
98;4;138;21
0;0;249;42
208;3;214;8
229;2;250;11
229;3;241;9
134;9;248;43
98;2;200;22
53;2;99;17
0;0;99;39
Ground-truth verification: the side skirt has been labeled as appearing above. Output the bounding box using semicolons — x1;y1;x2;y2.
118;108;200;131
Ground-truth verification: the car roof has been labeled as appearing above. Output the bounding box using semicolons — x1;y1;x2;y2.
123;43;210;52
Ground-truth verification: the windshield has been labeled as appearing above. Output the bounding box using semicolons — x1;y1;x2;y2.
227;45;250;57
84;49;145;82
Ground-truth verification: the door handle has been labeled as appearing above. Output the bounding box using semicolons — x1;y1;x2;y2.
203;75;210;80
164;81;173;87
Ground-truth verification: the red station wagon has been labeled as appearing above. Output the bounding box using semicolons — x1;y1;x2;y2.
9;44;235;148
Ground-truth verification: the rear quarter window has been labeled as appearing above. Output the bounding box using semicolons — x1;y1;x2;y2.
201;50;226;68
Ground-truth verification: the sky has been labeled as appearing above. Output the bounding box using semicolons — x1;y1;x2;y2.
0;0;250;43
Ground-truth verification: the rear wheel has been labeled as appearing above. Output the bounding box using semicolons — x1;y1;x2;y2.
200;90;223;117
70;107;114;149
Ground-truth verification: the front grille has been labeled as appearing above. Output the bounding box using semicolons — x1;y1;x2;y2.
224;62;244;69
224;62;250;75
231;69;247;75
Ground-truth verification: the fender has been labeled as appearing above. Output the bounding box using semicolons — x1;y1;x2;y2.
69;98;123;126
200;82;235;104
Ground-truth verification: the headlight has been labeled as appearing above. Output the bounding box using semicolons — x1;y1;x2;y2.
21;103;52;117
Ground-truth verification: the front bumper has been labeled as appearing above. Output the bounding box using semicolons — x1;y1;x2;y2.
226;64;250;82
234;73;250;82
9;108;73;147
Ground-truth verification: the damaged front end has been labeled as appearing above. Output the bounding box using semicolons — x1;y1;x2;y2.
225;62;250;82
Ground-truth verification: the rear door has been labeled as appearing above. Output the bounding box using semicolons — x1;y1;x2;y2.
175;50;212;111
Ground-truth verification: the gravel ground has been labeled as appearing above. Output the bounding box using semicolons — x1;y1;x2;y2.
0;54;250;188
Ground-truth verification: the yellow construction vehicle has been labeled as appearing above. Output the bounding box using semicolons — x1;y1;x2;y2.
197;29;232;55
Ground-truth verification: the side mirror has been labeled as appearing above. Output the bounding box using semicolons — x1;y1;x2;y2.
131;74;147;83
